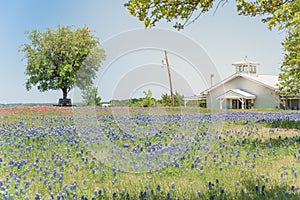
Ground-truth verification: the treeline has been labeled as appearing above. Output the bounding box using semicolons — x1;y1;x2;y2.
109;90;205;107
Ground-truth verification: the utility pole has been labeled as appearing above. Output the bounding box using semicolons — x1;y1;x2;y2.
164;50;174;107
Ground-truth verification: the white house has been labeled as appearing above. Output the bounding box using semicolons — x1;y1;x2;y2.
184;59;300;110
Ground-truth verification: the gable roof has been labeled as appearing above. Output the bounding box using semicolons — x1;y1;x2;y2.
217;89;256;100
247;74;279;88
201;73;279;95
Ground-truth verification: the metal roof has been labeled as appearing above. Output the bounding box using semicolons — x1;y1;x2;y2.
201;73;279;95
217;89;256;100
245;74;279;88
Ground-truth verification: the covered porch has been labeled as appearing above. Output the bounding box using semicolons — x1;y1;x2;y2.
217;89;256;109
280;97;300;110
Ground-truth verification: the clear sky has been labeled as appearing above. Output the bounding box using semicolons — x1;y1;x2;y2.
0;0;285;103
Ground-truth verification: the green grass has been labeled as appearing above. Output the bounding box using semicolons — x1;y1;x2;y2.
268;119;300;129
0;107;299;199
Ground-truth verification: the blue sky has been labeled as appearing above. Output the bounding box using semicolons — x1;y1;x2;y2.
0;1;285;103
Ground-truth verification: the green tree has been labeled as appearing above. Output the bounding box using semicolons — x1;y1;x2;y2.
142;90;157;107
124;0;299;30
161;92;184;106
278;18;300;98
21;25;105;105
130;90;157;107
236;0;300;30
81;86;101;106
161;93;172;106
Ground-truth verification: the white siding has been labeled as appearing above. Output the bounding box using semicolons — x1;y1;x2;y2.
206;76;280;109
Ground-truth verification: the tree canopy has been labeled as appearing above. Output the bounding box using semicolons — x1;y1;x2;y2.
130;90;157;107
160;92;184;106
124;0;299;30
21;25;105;103
278;19;300;97
81;86;101;106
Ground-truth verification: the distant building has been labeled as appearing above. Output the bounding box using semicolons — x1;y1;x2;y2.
101;103;111;107
184;58;300;110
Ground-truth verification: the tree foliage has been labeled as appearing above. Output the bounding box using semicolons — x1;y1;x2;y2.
81;86;101;106
124;0;299;30
236;0;300;30
21;25;105;100
278;18;300;97
130;90;157;107
124;0;214;30
160;92;184;106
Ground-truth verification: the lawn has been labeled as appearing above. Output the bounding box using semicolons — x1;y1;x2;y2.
0;106;299;199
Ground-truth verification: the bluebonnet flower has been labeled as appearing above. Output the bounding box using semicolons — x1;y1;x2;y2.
121;189;125;196
208;182;213;190
157;185;161;191
171;182;175;189
167;192;171;200
198;191;202;197
265;177;269;183
291;185;295;192
280;173;284;178
73;193;77;199
285;192;289;197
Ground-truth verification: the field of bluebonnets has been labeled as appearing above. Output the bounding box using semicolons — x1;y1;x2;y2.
0;106;300;200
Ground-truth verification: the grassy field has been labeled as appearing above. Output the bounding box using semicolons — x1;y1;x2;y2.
0;106;299;199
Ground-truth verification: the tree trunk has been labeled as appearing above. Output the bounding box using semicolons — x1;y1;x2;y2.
62;88;68;99
58;88;71;106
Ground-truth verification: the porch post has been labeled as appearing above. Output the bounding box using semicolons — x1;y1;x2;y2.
219;98;224;109
239;98;245;109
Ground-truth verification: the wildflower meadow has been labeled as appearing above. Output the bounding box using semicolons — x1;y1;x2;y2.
0;106;299;199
